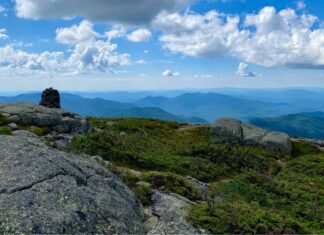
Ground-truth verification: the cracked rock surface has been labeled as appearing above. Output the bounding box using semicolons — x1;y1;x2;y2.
0;135;145;234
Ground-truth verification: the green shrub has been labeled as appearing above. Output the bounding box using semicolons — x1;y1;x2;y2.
0;127;12;135
29;126;51;136
142;171;201;200
0;113;11;126
187;198;308;234
191;144;275;174
291;141;320;157
132;184;151;206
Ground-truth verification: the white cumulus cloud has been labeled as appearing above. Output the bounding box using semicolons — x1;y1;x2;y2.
105;25;127;41
56;20;99;45
0;28;8;40
127;28;152;42
296;1;306;10
0;21;132;76
153;7;324;69
0;5;7;14
162;69;180;77
236;62;256;77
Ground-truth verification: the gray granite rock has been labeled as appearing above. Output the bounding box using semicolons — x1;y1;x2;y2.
7;123;18;131
211;118;292;154
12;130;38;138
146;190;207;235
210;118;242;144
0;103;90;135
0;135;145;234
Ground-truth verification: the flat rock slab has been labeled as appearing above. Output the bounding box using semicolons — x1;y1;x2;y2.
0;135;145;234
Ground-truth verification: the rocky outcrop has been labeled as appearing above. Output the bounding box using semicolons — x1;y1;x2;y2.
39;87;61;108
0;135;145;234
145;190;207;235
211;118;291;154
0;102;90;135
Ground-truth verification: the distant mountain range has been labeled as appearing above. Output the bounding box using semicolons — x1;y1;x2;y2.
249;112;324;139
0;93;207;124
2;89;324;126
134;92;293;122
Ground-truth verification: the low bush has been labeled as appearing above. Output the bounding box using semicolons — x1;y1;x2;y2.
0;113;11;126
29;126;51;136
187;198;308;234
142;171;201;200
0;127;12;135
291;141;320;157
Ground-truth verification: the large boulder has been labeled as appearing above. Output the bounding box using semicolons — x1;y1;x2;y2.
0;103;89;134
0;135;145;234
211;118;291;154
210;118;242;144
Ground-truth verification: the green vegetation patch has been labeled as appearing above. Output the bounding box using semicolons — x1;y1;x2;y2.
70;118;279;182
68;117;323;234
187;154;324;234
28;126;51;136
0;113;11;126
291;140;320;157
187;198;308;234
142;171;201;201
0;127;12;135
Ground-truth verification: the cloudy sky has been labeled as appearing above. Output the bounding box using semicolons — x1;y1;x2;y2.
0;0;324;91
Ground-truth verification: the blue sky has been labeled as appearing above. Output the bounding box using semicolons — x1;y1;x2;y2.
0;0;323;91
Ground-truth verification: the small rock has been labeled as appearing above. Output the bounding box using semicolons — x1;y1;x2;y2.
120;131;127;136
276;160;286;168
91;155;104;165
136;181;151;188
103;160;112;168
7;123;18;131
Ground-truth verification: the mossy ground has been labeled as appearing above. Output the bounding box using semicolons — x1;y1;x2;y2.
68;117;324;234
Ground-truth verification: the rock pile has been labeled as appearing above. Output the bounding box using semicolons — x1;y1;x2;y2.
39;87;61;108
211;118;292;154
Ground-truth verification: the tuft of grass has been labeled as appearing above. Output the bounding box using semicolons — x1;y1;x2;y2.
29;126;51;136
142;171;201;201
0;113;11;126
0;127;12;135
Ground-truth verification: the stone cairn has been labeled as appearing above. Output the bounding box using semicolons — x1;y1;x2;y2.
39;87;61;108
